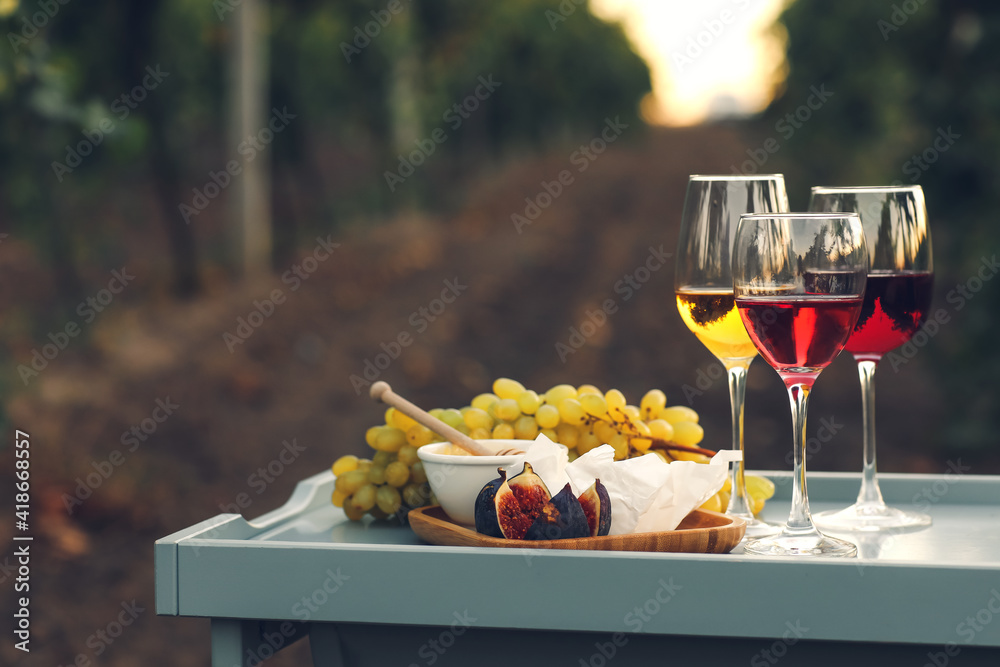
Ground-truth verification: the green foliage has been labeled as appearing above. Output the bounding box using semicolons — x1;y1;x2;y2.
767;0;1000;449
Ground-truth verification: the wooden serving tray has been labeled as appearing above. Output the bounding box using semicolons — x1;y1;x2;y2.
408;506;745;553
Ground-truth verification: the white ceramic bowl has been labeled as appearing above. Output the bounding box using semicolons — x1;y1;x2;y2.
416;441;529;525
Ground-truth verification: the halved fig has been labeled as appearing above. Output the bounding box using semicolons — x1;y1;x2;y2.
495;462;551;539
525;483;590;540
474;468;507;538
578;479;612;537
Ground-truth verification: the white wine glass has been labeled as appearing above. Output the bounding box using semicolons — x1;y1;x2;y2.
675;175;788;538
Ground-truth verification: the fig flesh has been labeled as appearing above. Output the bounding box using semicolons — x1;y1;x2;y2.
473;468;507;538
525;483;590;541
578;479;612;537
495;462;551;539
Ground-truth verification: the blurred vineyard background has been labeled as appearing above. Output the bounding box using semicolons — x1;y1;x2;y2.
1;0;999;665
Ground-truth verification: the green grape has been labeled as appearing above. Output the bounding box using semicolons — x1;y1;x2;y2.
364;426;383;447
672;421;705;446
746;475;775;500
439;409;465;429
350;484;377;512
402;483;431;508
409;461;428;484
397;445;419;466
385;407;418;432
406;424;436;447
513;415;539;440
356;459;372;473
647;419;675;442
609;433;629;460
469;427;491;440
659;405;700;424
372;450;395;467
493;377;526;400
540;427;559;442
369;506;390;521
557;398;586;426
385;461;410;487
428;408;446;420
334;470;368;495
579;393;609;418
342;500;366;520
593;420;618;445
516;390;542;415
631;420;652;438
535;404;560;429
367;465;386;485
331;488;349;508
494;398;521;422
331;455;358;476
376;485;403;514
462;407;494;431
576;384;602;396
373;427;406;452
555;423;580;448
492;423;515;439
622;405;641;422
471;392;499;412
605;388;626;411
544;384;577;405
577;428;601;455
640;389;667;420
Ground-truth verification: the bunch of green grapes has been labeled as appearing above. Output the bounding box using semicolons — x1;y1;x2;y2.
331;378;774;521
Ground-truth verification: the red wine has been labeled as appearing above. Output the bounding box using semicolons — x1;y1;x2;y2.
737;296;863;382
845;271;934;362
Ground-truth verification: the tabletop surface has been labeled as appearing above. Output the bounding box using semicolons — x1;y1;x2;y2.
156;468;1000;647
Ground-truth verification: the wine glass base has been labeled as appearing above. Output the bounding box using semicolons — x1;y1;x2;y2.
744;531;857;557
813;503;932;533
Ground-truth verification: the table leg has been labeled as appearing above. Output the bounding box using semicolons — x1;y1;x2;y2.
211;618;309;666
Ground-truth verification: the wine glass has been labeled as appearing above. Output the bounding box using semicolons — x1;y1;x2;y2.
809;185;933;531
675;175;788;538
733;212;867;557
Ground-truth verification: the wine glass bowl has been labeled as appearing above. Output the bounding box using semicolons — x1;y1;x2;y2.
809;185;934;532
674;174;788;538
733;212;867;557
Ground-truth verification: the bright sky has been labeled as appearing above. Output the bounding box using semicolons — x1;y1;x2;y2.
591;0;789;126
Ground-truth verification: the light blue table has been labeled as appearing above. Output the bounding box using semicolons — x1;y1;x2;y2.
156;470;1000;666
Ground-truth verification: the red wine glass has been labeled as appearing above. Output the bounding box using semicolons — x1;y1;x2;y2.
809;185;933;532
733;213;867;557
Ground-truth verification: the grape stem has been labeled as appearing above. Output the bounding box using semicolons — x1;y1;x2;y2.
588;414;717;458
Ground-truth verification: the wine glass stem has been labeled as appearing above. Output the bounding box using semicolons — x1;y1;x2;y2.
786;382;817;532
856;359;886;506
725;361;754;517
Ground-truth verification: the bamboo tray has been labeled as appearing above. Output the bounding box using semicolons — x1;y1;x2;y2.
408;505;745;553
